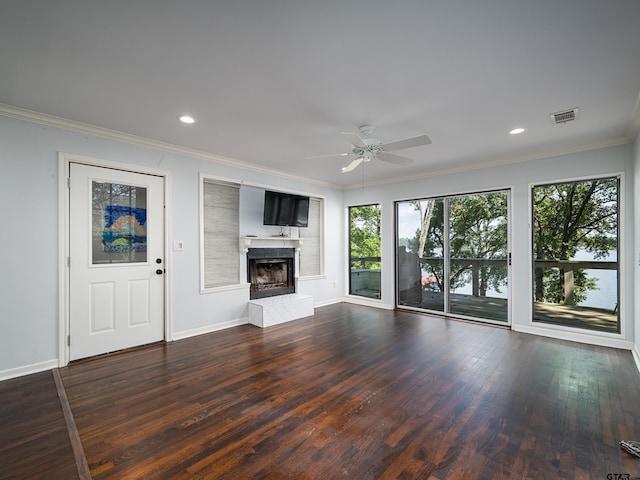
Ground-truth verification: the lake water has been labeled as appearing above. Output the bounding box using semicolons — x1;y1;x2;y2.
574;249;618;310
443;250;618;310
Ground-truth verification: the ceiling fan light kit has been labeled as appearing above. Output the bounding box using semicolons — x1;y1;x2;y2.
358;124;374;137
310;124;432;173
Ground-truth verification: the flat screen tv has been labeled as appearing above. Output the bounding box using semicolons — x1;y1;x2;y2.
263;190;309;227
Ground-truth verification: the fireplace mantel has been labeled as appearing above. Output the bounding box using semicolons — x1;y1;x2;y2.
240;236;303;254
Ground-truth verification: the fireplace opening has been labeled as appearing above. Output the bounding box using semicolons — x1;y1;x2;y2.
247;248;295;299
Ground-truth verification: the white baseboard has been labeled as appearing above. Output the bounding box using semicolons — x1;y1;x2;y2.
632;343;640;374
343;296;394;310
171;317;249;341
0;359;59;382
314;297;343;308
513;324;634;351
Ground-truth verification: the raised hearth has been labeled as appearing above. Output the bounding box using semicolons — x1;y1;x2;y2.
248;293;314;327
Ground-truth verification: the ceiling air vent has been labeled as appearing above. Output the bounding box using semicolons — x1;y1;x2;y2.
550;108;579;125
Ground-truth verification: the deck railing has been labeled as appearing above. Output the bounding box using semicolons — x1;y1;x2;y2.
533;259;617;306
352;256;618;305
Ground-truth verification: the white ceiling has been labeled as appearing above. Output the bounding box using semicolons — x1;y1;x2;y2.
2;1;640;188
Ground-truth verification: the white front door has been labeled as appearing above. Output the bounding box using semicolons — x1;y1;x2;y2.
69;163;165;361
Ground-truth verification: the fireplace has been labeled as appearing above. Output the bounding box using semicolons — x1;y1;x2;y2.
247;248;295;300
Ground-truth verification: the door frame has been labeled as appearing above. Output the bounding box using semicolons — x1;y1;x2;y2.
393;188;512;326
58;152;172;366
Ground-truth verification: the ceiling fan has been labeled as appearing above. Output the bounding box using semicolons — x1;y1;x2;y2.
308;125;431;173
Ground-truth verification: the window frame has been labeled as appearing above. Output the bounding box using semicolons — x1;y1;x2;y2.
529;173;622;335
348;203;383;300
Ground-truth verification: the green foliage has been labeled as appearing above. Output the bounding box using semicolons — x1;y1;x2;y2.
449;193;508;294
539;268;597;304
399;178;618;307
533;178;617;260
349;205;381;270
406;199;444;259
405;193;508;295
533;178;618;304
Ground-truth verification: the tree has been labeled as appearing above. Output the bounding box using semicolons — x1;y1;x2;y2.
449;193;508;296
533;178;617;305
349;205;381;269
406;193;508;296
416;199;435;259
405;199;445;290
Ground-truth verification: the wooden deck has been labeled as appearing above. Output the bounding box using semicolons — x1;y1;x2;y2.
534;301;618;332
2;303;639;479
401;291;618;331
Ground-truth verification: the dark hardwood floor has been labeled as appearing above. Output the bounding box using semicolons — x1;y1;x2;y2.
3;303;640;479
0;370;78;479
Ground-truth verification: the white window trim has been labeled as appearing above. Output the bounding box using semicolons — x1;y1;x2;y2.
524;172;629;347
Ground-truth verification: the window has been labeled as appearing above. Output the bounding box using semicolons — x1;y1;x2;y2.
299;197;323;277
202;178;240;289
532;177;619;332
92;181;147;264
396;191;509;324
349;204;381;299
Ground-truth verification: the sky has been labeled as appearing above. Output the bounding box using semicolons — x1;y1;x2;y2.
397;201;420;239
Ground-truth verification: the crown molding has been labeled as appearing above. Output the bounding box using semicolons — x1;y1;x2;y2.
2;102;633;193
627;89;640;143
0;103;339;190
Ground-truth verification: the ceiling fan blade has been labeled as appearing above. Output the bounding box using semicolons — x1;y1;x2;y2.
341;157;364;173
379;152;413;166
340;131;367;148
381;134;432;152
305;152;350;160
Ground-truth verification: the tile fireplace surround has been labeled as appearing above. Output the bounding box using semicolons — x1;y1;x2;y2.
241;237;314;327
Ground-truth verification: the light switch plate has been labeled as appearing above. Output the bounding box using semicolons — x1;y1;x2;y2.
173;240;184;251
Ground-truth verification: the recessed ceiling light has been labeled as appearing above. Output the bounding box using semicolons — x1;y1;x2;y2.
178;114;196;124
509;127;526;135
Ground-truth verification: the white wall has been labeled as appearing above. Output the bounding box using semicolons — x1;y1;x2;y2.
1;111;636;379
344;144;636;349
633;135;640;368
0;115;345;378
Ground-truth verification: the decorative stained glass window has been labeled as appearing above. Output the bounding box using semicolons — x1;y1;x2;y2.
92;181;148;264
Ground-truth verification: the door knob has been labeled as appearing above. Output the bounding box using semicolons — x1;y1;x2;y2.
156;269;164;275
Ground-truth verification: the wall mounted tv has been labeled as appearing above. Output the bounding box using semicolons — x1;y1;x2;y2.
263;190;309;227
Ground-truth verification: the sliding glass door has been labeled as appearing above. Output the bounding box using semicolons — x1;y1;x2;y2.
397;198;444;311
396;190;509;324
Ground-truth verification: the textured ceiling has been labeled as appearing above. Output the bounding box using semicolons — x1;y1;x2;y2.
1;0;639;187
